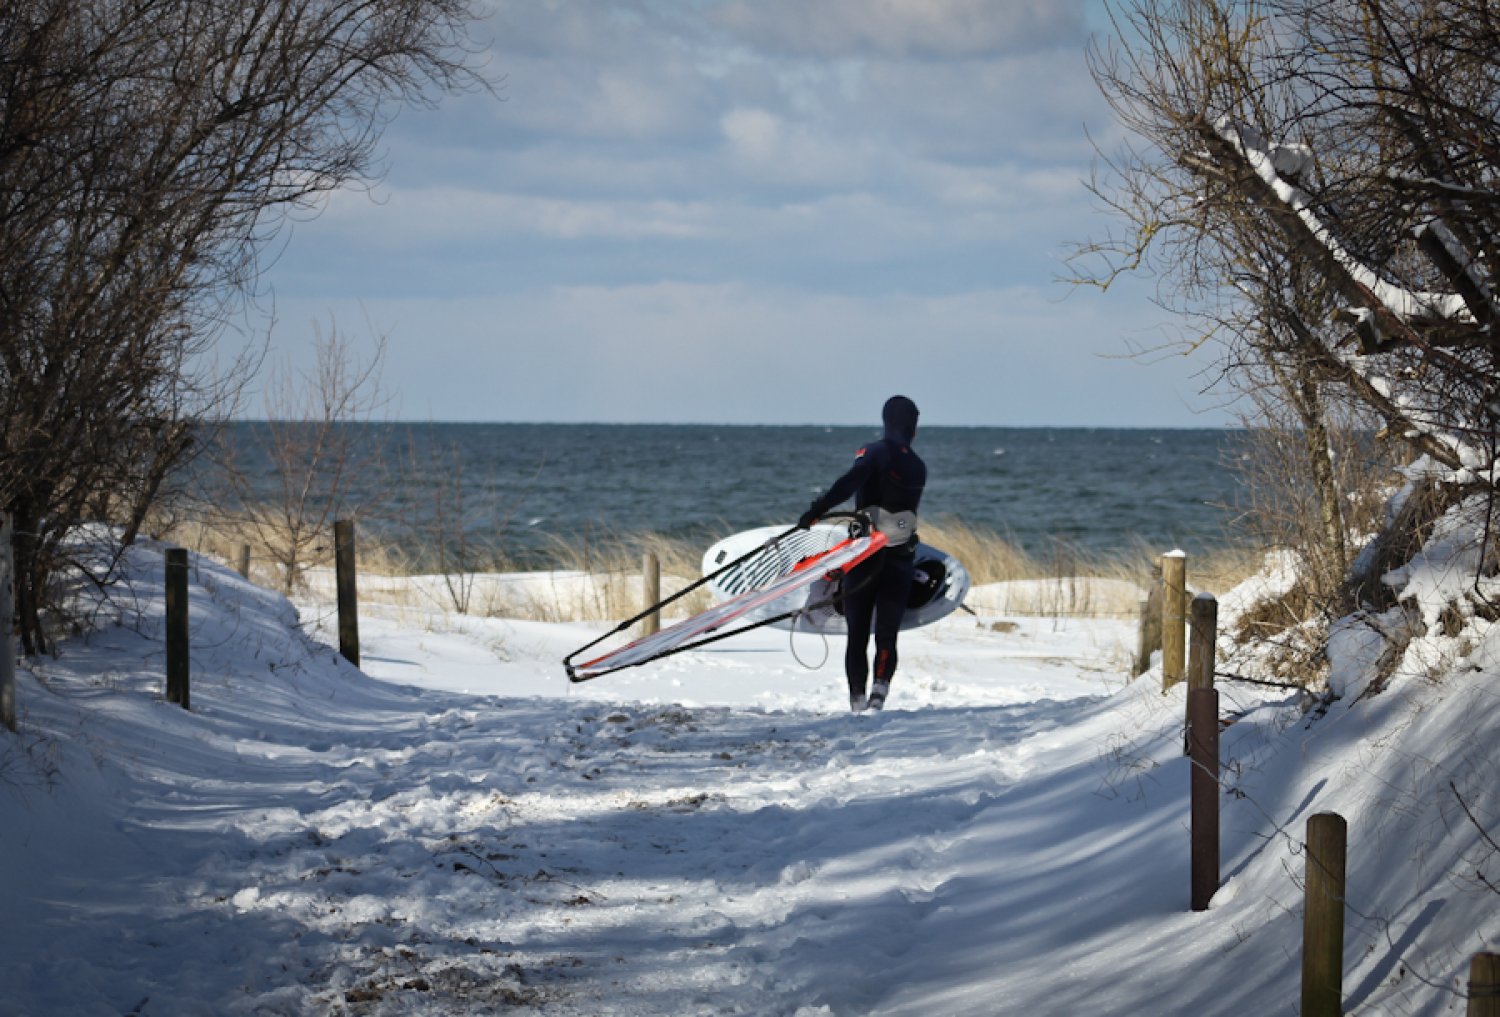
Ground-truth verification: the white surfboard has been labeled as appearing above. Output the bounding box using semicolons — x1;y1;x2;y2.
701;523;970;633
567;529;887;681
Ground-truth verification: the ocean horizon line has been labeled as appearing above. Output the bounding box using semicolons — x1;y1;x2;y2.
208;424;1247;559
223;418;1246;431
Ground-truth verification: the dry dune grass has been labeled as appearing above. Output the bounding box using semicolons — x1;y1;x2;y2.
161;509;1260;623
920;519;1260;617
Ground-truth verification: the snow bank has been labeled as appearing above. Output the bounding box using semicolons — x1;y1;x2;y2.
2;540;1497;1015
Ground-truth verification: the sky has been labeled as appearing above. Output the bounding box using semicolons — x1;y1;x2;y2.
248;0;1238;428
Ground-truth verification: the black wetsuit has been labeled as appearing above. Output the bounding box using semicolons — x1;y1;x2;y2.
800;397;926;700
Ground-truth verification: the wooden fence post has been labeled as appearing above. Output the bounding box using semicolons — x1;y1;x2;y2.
1185;593;1219;755
641;551;661;636
1;513;16;731
1189;593;1218;691
165;548;190;710
1134;563;1162;677
1188;592;1220;912
1471;953;1500;1017
1188;687;1220;911
236;543;251;580
334;519;359;668
1162;550;1187;691
1302;812;1348;1017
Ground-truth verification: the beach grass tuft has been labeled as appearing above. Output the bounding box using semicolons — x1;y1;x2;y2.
159;508;1262;623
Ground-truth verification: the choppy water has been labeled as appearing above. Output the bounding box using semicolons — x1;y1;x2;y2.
214;423;1250;565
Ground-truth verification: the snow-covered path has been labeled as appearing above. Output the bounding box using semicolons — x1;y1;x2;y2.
5;545;1498;1016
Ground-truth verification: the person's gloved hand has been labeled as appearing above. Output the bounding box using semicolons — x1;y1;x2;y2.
797;509;819;529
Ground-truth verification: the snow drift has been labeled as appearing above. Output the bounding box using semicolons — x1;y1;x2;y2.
1;530;1497;1015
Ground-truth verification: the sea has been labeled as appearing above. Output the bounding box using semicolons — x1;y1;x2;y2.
213;423;1252;567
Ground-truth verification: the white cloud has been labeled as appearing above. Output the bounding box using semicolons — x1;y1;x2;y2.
316;185;713;243
241;1;1208;425
718;106;878;185
259;281;1223;427
720;107;783;163
299;174;1093;292
853;49;1112;164
392;2;1111;198
472;4;720;143
910;159;1087;211
711;0;1086;59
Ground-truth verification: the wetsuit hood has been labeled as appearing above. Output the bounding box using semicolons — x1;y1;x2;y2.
882;395;919;444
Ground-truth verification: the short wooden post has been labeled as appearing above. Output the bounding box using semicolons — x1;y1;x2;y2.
1188;687;1220;911
1302;812;1348;1017
1134;565;1162;677
1188;593;1218;690
236;543;251;580
1471;953;1500;1017
641;551;661;636
1161;550;1187;691
1185;593;1218;755
1;513;17;731
334;519;359;667
165;548;190;710
1186;596;1221;911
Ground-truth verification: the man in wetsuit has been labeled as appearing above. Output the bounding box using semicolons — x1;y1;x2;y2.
798;395;926;713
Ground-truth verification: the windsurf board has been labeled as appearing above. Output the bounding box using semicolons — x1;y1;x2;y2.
566;528;887;681
701;523;970;633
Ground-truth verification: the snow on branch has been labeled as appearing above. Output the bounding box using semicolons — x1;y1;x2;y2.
1414;218;1498;327
1214;118;1473;326
1198;118;1500;481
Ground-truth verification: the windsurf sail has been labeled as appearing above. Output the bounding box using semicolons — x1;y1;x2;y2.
564;526;886;682
707;525;851;598
703;523;973;633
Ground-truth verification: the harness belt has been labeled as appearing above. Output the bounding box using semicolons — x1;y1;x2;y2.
865;507;918;546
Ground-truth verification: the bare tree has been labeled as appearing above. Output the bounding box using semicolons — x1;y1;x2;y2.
1077;0;1500;616
0;0;489;652
230;322;389;594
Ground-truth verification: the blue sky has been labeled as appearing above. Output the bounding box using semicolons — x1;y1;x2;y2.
249;0;1236;427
